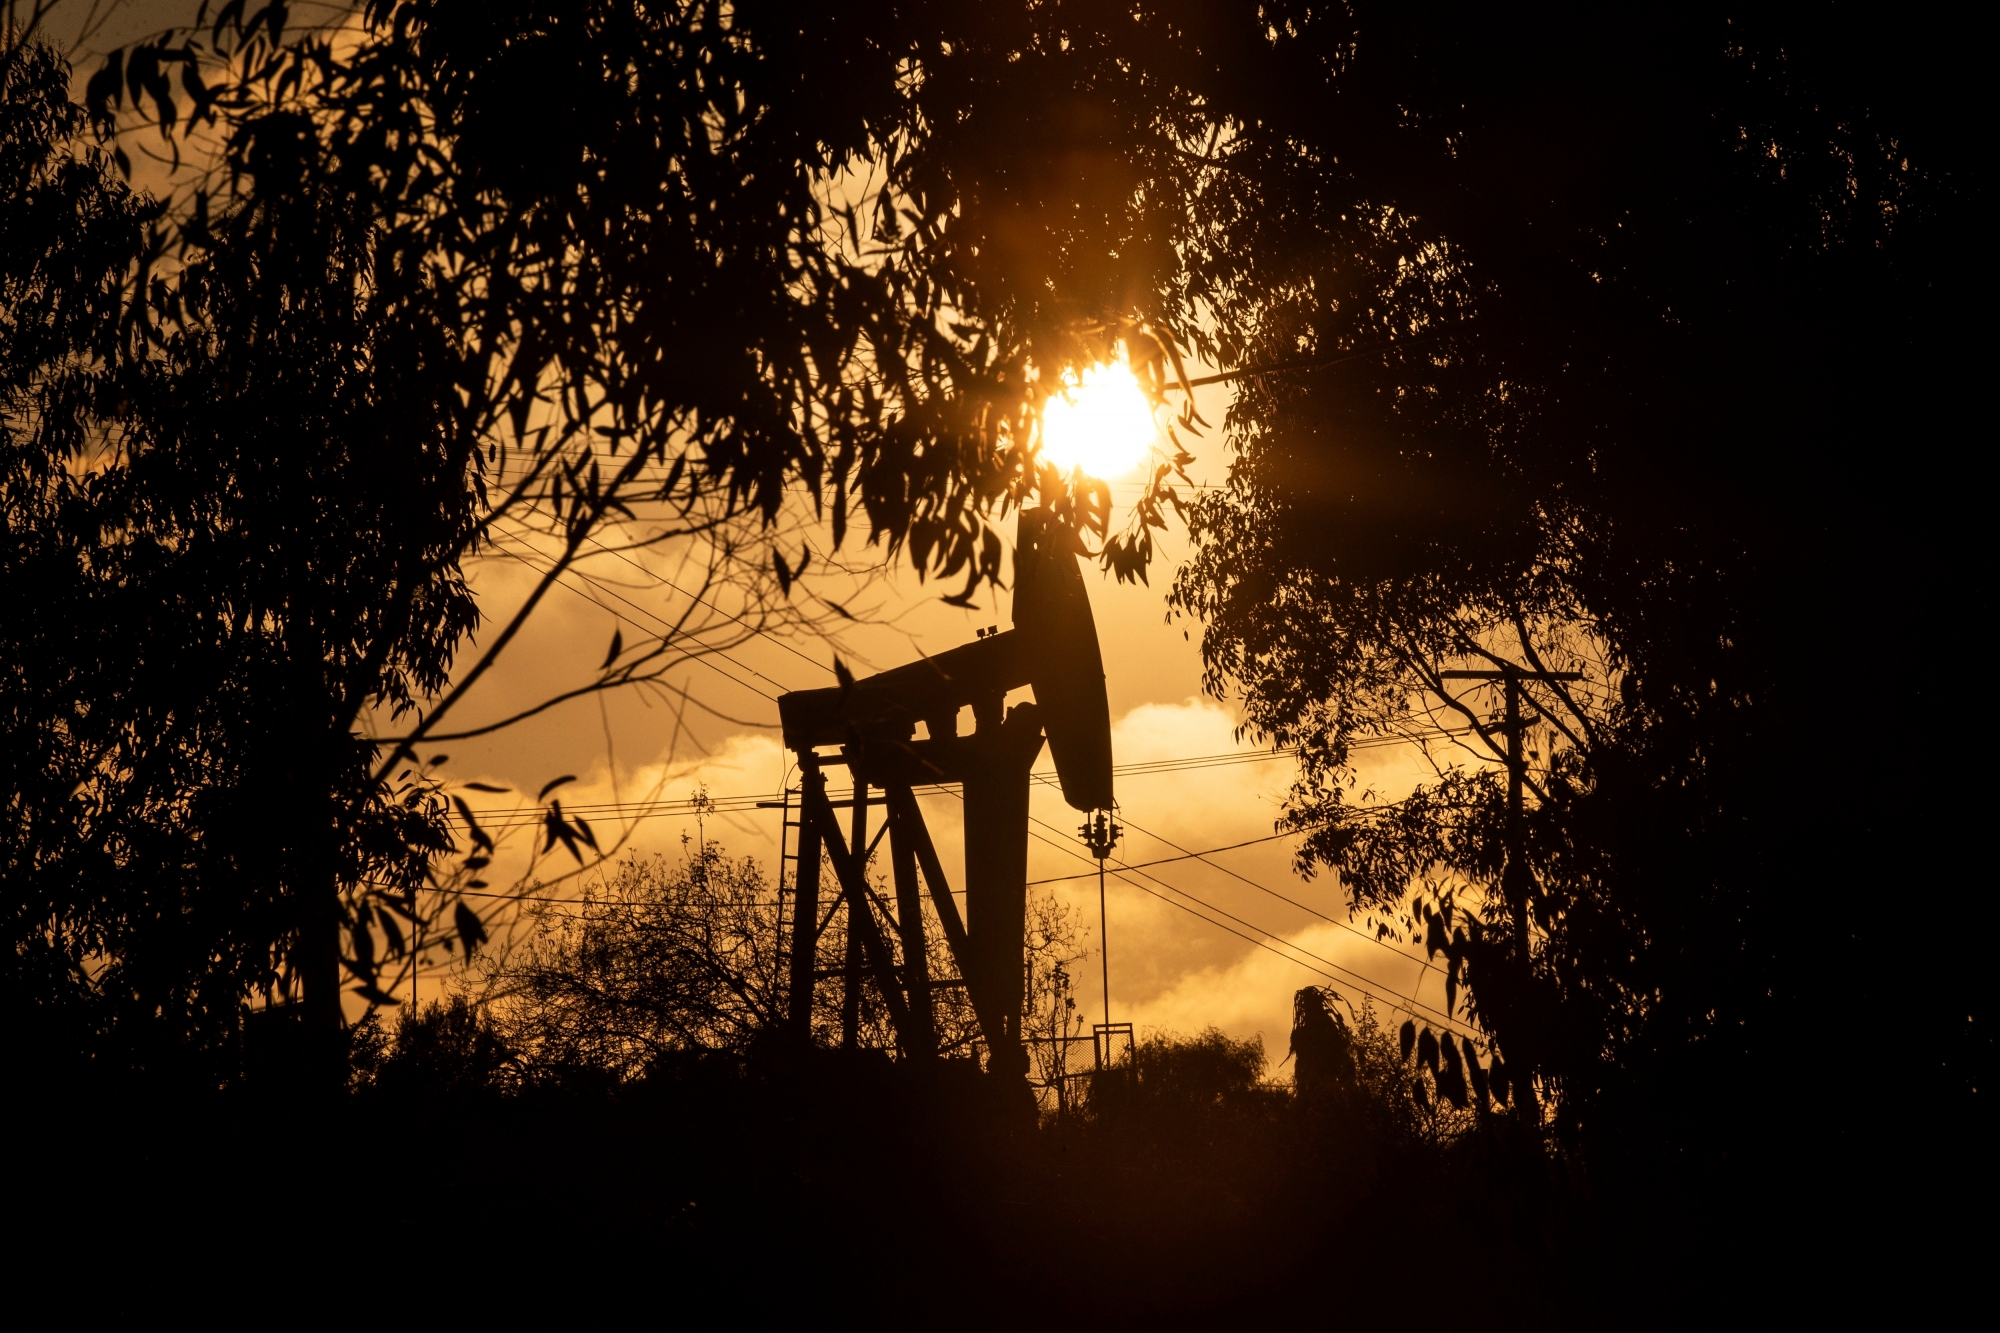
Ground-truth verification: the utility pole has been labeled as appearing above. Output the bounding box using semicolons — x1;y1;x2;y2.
1081;809;1121;1027
1439;666;1581;959
1051;963;1071;1115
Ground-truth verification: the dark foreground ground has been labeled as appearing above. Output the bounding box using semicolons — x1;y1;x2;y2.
17;1044;1966;1327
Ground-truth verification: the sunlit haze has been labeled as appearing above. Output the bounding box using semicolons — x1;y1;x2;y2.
19;3;1965;1307
1039;362;1161;480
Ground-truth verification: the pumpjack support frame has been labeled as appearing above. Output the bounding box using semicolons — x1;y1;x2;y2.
776;511;1113;1082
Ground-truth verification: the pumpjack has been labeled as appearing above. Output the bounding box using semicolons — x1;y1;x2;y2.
777;509;1113;1082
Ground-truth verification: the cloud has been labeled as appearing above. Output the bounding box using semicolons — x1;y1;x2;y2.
1122;918;1438;1081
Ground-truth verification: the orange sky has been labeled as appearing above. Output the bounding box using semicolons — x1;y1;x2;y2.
416;371;1459;1075
49;1;1462;1069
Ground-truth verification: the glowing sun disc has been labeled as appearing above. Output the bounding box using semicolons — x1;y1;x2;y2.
1040;363;1160;480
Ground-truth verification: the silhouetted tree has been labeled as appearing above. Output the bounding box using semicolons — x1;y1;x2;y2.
484;845;789;1076
1161;4;1982;1211
1085;1026;1275;1125
1292;990;1483;1145
4;26;476;1082
477;843;1078;1077
11;1;1221;1080
351;994;518;1100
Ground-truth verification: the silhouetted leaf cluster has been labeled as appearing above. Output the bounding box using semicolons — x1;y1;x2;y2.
7;3;1240;1077
4;31;470;1072
1162;3;1982;1173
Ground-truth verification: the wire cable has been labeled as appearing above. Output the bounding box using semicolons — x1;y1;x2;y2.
459;733;1456;827
1028;776;1445;977
444;771;1465;1030
912;781;1471;1036
1022;828;1304;884
1022;817;1465;1033
482;537;782;703
485;532;787;693
510;500;839;680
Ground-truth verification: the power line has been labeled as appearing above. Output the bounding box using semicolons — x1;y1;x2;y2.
452;753;1461;1011
510;501;839;680
1019;813;1466;1034
451;886;790;910
1095;867;1471;1037
446;821;1305;908
486;531;789;694
1023;828;1302;884
1029;776;1446;978
486;517;1478;779
448;791;1473;1039
444;769;1462;1029
483;537;783;703
910;780;1471;1036
460;734;1457;827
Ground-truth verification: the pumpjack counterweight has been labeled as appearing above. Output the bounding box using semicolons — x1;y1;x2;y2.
775;511;1114;1086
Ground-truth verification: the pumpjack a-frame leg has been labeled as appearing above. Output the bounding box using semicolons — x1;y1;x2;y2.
785;760;921;1054
886;790;936;1057
882;782;1011;1065
785;759;824;1043
802;777;918;1053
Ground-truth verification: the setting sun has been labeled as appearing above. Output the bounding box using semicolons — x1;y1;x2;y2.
1039;362;1162;480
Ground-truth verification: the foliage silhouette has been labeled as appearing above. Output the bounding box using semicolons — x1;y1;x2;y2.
351;992;517;1100
5;5;1980;1308
1161;4;1983;1222
9;1;1221;1079
473;846;1076;1084
207;983;1587;1322
5;28;473;1080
